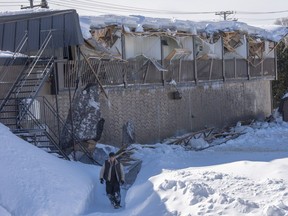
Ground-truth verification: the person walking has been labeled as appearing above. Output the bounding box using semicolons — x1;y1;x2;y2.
100;152;125;209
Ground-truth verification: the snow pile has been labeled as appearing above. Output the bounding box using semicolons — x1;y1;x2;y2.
1;116;288;215
0;123;99;216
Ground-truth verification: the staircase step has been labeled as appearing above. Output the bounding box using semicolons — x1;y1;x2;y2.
0;116;17;120
36;143;53;147
19;78;43;81
47;149;62;153
12;128;46;134
0;110;18;113
15;84;37;87
1;123;17;127
4;103;17;107
12;90;36;94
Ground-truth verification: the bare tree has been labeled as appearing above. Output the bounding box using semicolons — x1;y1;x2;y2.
272;17;288;108
275;17;288;26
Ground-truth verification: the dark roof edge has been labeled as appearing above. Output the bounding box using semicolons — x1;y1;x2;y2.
0;9;78;24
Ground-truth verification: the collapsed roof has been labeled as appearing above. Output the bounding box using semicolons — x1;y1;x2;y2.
80;14;288;42
79;15;288;61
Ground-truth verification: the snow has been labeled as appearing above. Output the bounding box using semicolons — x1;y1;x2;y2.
0;8;53;17
81;14;288;42
1;112;288;216
0;50;27;58
0;8;287;43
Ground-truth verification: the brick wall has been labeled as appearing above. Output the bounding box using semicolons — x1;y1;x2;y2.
58;80;272;146
99;80;271;145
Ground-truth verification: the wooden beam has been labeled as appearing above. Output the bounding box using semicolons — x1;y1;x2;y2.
209;59;214;80
80;50;109;99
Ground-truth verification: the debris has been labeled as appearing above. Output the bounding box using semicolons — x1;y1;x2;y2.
166;125;248;151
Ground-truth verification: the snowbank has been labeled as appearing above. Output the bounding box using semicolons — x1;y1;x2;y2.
1;118;288;215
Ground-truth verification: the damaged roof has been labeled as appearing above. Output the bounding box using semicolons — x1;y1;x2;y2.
80;14;288;42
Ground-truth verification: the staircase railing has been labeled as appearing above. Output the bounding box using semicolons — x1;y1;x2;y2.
17;57;54;123
41;96;101;165
0;31;28;79
0;29;98;164
14;96;100;164
0;30;53;113
13;101;70;160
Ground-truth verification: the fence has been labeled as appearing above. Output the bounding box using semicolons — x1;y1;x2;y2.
60;57;276;90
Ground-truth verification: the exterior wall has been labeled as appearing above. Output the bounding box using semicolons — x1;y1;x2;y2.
0;65;21;98
0;65;56;101
124;35;161;59
1;59;273;147
55;79;271;146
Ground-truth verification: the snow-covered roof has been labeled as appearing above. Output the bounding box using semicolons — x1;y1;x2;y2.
0;8;52;17
1;9;287;42
1;10;287;58
83;14;288;42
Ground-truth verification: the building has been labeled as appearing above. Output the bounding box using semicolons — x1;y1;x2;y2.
0;11;287;157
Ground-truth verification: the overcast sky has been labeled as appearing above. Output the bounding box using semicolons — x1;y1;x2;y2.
2;0;288;25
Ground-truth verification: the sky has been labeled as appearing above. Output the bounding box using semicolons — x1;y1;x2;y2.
1;110;288;216
1;0;288;25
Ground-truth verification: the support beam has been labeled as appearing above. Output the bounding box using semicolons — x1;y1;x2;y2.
80;50;109;99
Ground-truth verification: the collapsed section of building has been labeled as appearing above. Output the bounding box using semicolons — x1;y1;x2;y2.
72;15;288;145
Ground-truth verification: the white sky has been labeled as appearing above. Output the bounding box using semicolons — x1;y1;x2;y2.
2;0;288;25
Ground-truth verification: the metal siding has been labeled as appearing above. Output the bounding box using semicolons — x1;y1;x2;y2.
0;24;4;49
181;37;193;60
0;10;83;53
28;19;40;51
125;35;161;59
64;13;73;46
3;22;16;51
40;17;52;46
15;20;28;53
67;11;84;46
52;14;64;48
41;16;52;30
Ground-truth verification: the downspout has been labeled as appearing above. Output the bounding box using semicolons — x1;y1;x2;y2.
192;35;198;84
221;36;226;82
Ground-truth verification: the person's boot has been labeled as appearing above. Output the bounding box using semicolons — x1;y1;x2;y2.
108;194;117;208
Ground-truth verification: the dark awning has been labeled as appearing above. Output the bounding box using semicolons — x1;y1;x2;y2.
0;9;84;53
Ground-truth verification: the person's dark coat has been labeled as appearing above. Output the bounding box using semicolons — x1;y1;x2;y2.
100;159;125;183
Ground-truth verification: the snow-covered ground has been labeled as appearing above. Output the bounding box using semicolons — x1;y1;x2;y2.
1;113;288;216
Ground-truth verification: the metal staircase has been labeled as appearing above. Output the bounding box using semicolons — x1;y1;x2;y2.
0;31;70;159
0;31;100;164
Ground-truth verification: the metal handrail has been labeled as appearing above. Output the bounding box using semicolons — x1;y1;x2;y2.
15;101;70;160
0;31;28;81
17;57;54;122
41;96;101;165
0;31;53;112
